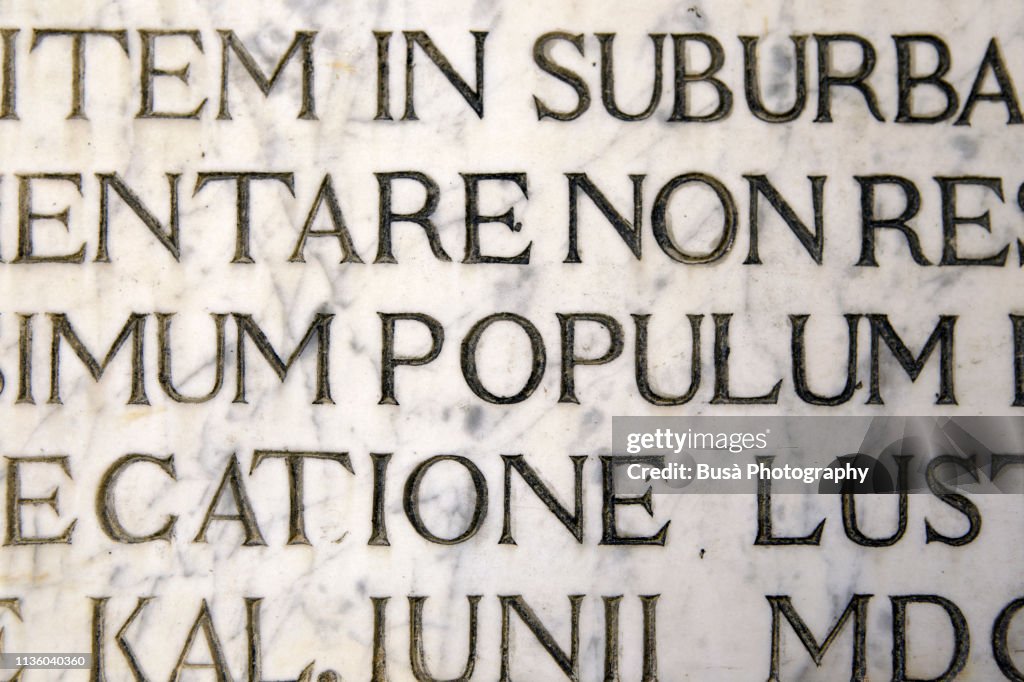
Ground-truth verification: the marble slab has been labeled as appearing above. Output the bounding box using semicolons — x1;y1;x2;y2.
0;1;1023;679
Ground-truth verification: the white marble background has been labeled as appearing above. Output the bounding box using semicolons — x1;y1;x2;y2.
0;1;1022;679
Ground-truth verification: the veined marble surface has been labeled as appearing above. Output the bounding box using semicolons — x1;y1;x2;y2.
0;1;1022;679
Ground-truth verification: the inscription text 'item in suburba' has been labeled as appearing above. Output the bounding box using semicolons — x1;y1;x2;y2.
0;29;1016;126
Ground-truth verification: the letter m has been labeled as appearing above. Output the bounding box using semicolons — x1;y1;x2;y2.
49;313;148;405
867;314;957;405
218;30;317;120
233;313;334;404
767;594;871;681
